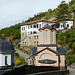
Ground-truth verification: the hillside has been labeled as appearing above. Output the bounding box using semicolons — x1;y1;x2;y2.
57;29;75;65
0;0;75;66
0;0;75;40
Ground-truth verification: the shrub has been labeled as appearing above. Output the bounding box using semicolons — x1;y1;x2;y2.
17;44;20;48
15;53;19;57
15;60;21;66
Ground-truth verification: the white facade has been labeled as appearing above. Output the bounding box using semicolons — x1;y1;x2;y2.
21;21;55;35
21;20;55;46
57;20;73;30
0;54;11;66
0;52;14;67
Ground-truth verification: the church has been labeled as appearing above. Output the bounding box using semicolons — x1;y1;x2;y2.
28;24;66;70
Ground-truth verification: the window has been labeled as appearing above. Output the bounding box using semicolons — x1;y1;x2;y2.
34;41;36;43
28;26;29;29
30;60;31;65
33;25;36;28
46;30;47;42
22;27;23;31
51;31;53;43
63;24;64;27
61;25;62;28
33;60;34;64
37;41;38;43
5;56;8;65
22;33;24;36
37;24;38;28
40;24;41;28
67;24;69;27
31;31;32;34
33;31;37;34
37;35;38;39
31;25;32;28
29;37;31;39
34;36;36;39
24;27;25;30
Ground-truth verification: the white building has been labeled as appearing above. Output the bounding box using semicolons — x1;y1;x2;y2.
0;39;15;68
57;19;73;30
21;19;55;46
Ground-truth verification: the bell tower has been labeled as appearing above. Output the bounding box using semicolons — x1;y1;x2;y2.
38;24;57;51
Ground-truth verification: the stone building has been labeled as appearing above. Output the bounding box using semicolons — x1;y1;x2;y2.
28;24;66;70
0;38;15;68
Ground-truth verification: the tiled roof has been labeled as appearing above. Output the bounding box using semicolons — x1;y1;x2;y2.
38;44;57;47
30;47;37;55
57;47;65;55
27;55;35;59
35;47;58;55
0;39;15;52
21;19;55;25
39;24;56;30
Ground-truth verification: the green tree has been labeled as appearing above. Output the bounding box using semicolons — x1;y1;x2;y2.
55;1;71;27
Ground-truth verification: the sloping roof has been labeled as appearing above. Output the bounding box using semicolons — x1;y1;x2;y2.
21;19;55;25
39;24;56;30
57;47;65;55
38;44;57;47
27;55;35;59
41;24;52;29
0;39;15;52
30;47;37;55
34;47;58;55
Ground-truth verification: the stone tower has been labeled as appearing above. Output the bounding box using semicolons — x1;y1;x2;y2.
38;24;57;52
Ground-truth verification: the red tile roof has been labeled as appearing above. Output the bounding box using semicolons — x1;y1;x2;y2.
21;19;55;25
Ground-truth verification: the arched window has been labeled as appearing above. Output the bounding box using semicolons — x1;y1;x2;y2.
5;56;8;65
67;24;69;27
33;31;37;34
61;25;62;28
30;60;31;65
33;60;34;64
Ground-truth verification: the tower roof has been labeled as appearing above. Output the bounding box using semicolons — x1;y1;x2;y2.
0;39;15;53
39;24;56;30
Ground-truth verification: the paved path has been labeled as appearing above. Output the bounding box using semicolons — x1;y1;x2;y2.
67;67;75;75
15;48;29;63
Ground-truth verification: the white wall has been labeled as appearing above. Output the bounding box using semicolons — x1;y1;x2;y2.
0;54;11;66
21;21;55;35
57;21;73;30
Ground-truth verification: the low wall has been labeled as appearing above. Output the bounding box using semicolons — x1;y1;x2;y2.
1;65;69;75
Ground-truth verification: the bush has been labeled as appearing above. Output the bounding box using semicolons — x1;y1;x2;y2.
17;44;20;48
15;60;21;66
15;53;19;57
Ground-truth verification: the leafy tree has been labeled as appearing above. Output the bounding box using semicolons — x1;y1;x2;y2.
55;1;71;27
